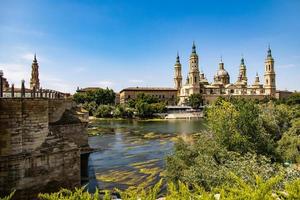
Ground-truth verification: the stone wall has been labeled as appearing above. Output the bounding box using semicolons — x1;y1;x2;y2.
0;98;89;199
48;99;76;123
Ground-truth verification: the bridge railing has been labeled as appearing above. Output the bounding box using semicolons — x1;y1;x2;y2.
0;72;69;99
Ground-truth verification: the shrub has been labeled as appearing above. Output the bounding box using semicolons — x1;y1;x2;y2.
94;105;113;118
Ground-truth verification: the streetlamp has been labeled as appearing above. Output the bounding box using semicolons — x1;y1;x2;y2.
0;70;3;98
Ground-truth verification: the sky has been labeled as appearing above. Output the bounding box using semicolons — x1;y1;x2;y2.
0;0;300;93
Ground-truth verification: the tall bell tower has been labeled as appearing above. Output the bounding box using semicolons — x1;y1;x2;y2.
264;46;276;96
188;42;200;86
30;54;40;90
239;56;248;84
174;53;182;93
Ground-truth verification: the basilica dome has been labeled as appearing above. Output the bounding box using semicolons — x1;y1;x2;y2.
216;69;229;77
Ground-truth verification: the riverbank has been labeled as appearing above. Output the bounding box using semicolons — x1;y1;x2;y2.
88;112;203;122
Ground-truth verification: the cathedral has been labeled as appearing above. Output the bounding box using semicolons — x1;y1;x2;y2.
174;43;277;105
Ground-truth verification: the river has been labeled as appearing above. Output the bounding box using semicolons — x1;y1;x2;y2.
87;119;206;191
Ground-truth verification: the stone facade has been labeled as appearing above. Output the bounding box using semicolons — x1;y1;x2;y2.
174;43;282;105
119;87;177;105
0;98;89;199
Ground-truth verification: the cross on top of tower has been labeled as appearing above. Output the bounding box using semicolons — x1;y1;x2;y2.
176;52;180;64
192;41;196;53
267;44;272;58
33;53;37;62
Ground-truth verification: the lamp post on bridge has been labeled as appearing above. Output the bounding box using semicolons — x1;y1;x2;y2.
0;70;3;98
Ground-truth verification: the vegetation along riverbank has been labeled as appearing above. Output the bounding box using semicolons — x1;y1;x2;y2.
3;93;297;199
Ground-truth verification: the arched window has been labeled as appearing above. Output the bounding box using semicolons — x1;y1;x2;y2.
266;79;269;84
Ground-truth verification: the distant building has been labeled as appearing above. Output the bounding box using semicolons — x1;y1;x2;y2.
174;43;291;104
119;87;177;105
76;87;102;93
115;92;120;104
276;90;293;100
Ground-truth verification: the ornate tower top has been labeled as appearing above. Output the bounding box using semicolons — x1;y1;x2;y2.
192;41;196;53
175;52;181;65
34;53;37;62
30;54;40;90
241;56;245;66
219;57;224;69
255;72;260;83
190;41;198;57
267;45;273;59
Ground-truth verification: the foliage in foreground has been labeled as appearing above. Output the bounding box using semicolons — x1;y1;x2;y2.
1;176;295;200
167;98;300;191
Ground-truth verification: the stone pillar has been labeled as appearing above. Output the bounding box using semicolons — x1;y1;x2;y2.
0;70;3;98
11;84;14;98
40;88;43;98
21;79;25;98
32;87;36;98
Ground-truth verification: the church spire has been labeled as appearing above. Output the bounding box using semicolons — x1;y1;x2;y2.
267;44;272;58
241;54;245;65
255;72;260;83
192;41;196;53
176;52;180;64
238;55;247;84
30;54;40;90
34;53;37;62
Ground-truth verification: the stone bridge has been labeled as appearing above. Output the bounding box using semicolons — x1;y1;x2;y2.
0;98;89;199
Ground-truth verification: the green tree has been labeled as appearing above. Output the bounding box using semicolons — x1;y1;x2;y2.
73;88;115;105
286;92;300;105
82;101;97;116
73;92;88;104
135;101;153;118
94;105;113;118
187;93;203;109
166;133;281;191
277;118;300;163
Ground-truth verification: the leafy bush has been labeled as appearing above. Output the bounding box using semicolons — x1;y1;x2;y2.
82;101;98;116
35;177;300;200
73;88;115;105
277;118;300;163
166;134;282;190
94;105;113;118
187;93;203;109
286;92;300;105
113;105;134;118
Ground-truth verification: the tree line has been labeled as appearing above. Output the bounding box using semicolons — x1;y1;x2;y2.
73;89;167;118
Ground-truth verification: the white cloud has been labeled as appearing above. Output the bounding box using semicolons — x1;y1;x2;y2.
129;79;144;83
0;63;29;87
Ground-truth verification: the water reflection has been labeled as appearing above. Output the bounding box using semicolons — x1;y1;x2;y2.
87;119;205;191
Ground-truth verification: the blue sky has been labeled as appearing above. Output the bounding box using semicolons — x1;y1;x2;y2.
0;0;299;93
